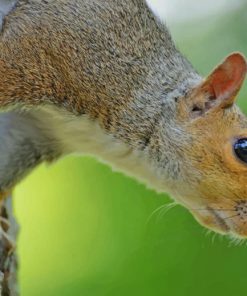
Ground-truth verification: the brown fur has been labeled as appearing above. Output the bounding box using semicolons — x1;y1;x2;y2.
0;0;246;238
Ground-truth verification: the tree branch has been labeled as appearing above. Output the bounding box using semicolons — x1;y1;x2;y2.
0;196;19;296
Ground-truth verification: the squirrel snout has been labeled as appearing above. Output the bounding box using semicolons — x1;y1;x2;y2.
191;200;247;239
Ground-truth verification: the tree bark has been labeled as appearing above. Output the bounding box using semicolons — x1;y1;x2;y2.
0;196;19;296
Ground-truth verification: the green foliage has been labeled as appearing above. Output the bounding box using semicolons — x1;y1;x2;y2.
15;4;247;296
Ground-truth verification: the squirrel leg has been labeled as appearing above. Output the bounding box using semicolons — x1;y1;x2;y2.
0;191;10;201
0;111;59;195
0;197;17;253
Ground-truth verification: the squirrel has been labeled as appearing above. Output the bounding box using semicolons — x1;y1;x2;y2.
0;0;246;238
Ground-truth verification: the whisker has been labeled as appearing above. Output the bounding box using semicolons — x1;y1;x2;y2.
228;232;246;247
211;232;218;244
146;205;166;224
223;214;240;220
157;202;177;221
146;202;177;224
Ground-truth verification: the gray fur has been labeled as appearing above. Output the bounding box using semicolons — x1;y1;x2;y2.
0;0;201;191
0;111;60;191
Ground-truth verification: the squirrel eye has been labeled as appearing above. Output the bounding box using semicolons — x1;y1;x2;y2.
234;138;247;163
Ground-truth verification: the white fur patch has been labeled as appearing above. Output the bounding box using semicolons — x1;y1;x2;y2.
33;105;169;193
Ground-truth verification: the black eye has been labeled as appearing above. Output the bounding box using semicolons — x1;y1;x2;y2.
234;138;247;163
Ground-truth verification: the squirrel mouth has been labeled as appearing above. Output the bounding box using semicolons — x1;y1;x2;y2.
191;205;247;238
207;207;231;233
191;206;232;235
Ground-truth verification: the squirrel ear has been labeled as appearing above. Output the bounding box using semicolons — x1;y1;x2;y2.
191;53;247;116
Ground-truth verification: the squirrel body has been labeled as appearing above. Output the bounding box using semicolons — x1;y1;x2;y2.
0;0;247;238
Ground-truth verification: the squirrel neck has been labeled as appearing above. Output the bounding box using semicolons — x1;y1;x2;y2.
102;60;202;181
82;51;202;150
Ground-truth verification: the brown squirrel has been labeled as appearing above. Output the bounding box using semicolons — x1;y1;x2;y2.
0;0;246;238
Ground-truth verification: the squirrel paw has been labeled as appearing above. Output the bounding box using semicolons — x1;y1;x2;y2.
0;191;15;252
0;226;15;252
0;191;11;202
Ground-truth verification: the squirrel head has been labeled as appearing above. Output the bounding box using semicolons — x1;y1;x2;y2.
175;53;247;238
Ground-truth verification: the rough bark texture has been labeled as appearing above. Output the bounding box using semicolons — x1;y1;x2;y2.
0;197;19;296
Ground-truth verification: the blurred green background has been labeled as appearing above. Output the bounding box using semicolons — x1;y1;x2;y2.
14;1;247;296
